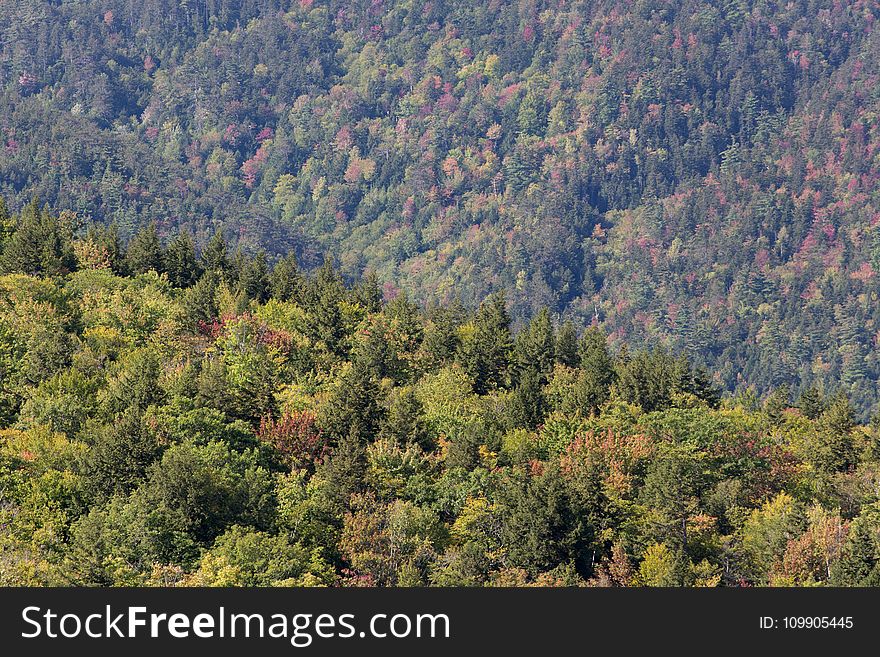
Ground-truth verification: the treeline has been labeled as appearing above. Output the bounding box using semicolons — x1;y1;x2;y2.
1;201;879;587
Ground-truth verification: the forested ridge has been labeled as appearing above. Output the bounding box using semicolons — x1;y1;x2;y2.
1;199;880;587
3;0;880;412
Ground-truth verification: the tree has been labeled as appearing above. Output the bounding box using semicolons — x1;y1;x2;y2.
351;271;383;313
237;250;269;302
183;271;220;325
0;200;76;276
320;362;385;443
201;231;230;276
164;231;201;287
575;327;616;414
307;259;347;357
638;543;680;587
509;369;547;430
84;223;126;274
512;307;555;385
640;443;706;561
830;506;880;586
269;252;304;302
458;292;512;394
380;387;433;450
496;463;593;576
125;221;165;274
555;321;579;368
79;409;162;501
420;301;465;371
797;387;826;419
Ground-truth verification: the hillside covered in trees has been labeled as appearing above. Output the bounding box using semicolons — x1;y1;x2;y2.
1;200;880;587
3;0;880;412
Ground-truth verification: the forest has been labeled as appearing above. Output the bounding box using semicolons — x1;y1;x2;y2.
1;198;879;587
3;0;880;414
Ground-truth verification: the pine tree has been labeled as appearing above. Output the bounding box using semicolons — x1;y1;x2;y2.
797;386;825;419
125;221;165;274
351;271;383;313
576;326;616;413
512;307;556;385
0;199;76;276
458;291;513;394
269;252;304;302
165;231;201;287
237;250;269;302
420;301;465;371
510;368;547;429
830;514;880;586
320;362;385;442
555;321;579;368
201;230;229;276
380;387;432;450
308;259;347;357
183;271;219;325
86;223;126;275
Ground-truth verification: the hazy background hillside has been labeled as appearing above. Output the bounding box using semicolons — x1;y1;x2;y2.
2;0;880;412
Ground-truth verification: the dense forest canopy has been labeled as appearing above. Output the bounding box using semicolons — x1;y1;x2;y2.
1;203;880;587
3;0;880;413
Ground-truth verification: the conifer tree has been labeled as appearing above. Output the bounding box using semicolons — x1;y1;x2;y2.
555;321;579;368
576;326;616;413
513;307;556;385
0;199;76;276
458;291;513;394
86;223;126;275
308;259;347;357
797;386;826;419
165;231;201;288
201;230;230;276
351;271;383;313
125;221;165;274
269;252;304;302
420;301;465;371
237;250;269;302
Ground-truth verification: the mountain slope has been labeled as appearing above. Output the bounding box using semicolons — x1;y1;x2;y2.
2;0;880;411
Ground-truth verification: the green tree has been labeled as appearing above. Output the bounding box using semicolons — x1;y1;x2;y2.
458;292;512;394
575;327;616;414
555;321;579;368
0;200;76;276
164;231;201;287
201;231;230;276
269;252;304;302
125;222;165;275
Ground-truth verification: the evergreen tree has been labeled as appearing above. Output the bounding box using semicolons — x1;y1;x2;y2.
269;252;304;302
351;271;383;313
575;327;616;414
201;230;230;276
420;301;465;371
555;321;579;368
237;250;269;302
380;387;432;450
797;386;826;419
125;221;165;274
164;231;201;288
509;368;547;430
85;223;126;274
458;291;513;394
307;259;347;357
830;512;880;586
183;272;219;325
764;384;791;424
512;307;556;385
320;362;385;442
0;199;76;276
